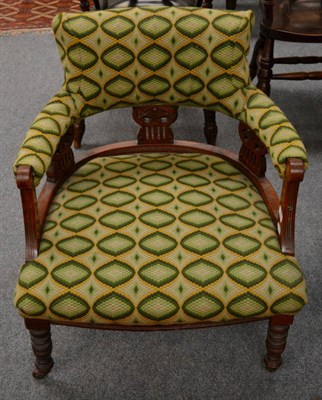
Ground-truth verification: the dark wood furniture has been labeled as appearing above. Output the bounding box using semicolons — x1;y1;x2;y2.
196;0;237;10
81;0;237;10
250;0;322;95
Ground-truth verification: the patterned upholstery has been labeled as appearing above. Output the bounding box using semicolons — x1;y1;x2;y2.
14;7;308;326
14;153;308;325
14;7;307;185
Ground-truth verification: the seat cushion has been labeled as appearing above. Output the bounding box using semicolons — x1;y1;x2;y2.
14;153;308;325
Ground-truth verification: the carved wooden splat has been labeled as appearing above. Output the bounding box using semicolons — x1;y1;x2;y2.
238;122;267;177
133;106;178;145
47;127;75;182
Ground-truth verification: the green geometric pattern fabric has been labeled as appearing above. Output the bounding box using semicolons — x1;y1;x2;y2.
239;87;308;177
13;7;307;185
14;88;80;184
14;153;308;325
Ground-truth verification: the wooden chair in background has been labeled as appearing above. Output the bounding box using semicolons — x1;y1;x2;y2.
250;0;322;95
196;0;237;10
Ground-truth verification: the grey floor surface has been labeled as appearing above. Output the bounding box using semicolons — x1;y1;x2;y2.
1;2;322;399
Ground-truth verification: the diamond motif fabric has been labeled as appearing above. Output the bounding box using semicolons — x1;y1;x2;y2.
14;153;308;325
13;7;307;185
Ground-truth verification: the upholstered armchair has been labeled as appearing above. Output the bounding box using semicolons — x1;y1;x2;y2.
14;7;308;379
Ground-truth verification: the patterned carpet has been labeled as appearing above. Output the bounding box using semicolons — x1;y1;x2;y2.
0;0;193;32
0;0;81;32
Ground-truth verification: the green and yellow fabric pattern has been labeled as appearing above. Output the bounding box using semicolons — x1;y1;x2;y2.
14;7;307;185
14;153;308;324
14;89;80;184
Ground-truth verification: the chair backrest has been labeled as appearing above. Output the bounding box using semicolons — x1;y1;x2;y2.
53;7;254;118
14;6;308;186
261;0;322;27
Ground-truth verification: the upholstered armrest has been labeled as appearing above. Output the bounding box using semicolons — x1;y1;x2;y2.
13;89;81;186
239;85;308;177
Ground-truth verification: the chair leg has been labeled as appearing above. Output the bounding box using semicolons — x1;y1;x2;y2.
264;315;294;371
249;33;265;81
93;0;101;9
203;109;218;146
25;319;54;379
200;0;213;7
73;119;86;149
226;0;236;10
257;37;274;96
79;0;90;11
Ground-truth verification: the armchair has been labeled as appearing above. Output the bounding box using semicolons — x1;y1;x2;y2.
14;7;308;379
250;0;322;95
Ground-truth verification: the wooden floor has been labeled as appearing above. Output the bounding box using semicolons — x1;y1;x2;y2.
0;0;80;32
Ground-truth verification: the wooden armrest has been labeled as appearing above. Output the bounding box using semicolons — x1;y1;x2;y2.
16;165;40;261
278;158;305;255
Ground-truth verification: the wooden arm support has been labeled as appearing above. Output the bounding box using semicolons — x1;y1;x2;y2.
16;127;75;262
46;127;75;182
278;158;305;255
238;122;267;177
16;165;40;261
238;123;305;254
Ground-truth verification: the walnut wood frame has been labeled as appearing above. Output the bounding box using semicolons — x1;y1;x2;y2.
16;112;304;377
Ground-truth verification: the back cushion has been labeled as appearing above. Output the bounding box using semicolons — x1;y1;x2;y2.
53;7;254;118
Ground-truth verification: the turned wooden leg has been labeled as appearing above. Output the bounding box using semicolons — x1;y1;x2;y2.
79;0;90;11
264;315;294;371
162;0;174;5
249;33;265;81
25;319;54;379
201;0;213;7
203;109;218;146
226;0;236;10
73;119;85;149
93;0;101;9
80;0;101;11
257;37;274;96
